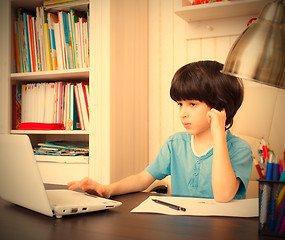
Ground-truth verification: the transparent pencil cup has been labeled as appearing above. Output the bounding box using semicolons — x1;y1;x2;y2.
258;180;285;237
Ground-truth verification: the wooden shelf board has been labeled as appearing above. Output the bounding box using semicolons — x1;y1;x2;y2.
11;68;89;81
11;130;89;135
175;0;272;22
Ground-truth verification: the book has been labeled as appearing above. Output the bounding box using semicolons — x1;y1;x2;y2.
79;16;88;68
14;81;86;130
27;14;37;72
44;12;52;71
66;83;80;130
74;83;84;130
13;5;89;73
18;122;65;130
47;12;59;70
60;10;73;69
36;6;46;71
37;140;89;151
23;12;32;72
12;85;22;129
54;19;65;70
74;82;89;130
34;140;89;157
69;9;77;68
78;82;89;129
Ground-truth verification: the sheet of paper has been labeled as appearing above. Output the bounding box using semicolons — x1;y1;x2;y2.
131;196;259;217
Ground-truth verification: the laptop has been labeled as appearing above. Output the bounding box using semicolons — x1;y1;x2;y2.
0;134;122;218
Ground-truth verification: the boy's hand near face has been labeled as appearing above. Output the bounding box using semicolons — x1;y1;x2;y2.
207;108;240;203
206;108;227;138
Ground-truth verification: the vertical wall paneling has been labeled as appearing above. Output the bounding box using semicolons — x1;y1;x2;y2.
110;0;148;182
201;38;215;60
268;89;285;157
160;0;175;146
149;0;164;162
215;36;232;63
172;1;188;136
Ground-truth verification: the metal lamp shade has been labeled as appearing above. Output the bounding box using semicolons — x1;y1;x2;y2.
221;0;285;89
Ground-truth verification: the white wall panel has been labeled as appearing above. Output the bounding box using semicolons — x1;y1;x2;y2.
160;0;175;144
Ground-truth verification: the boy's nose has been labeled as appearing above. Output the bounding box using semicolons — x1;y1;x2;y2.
180;108;189;118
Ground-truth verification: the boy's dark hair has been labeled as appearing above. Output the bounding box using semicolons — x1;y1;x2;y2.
170;60;244;130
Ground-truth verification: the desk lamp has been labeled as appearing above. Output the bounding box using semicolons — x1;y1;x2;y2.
221;0;285;89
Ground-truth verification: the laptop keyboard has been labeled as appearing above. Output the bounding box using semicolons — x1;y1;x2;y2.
46;189;104;207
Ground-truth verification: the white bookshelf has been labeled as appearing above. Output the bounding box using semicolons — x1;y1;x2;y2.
0;0;148;185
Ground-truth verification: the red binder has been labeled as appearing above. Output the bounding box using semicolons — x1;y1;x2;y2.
18;122;65;130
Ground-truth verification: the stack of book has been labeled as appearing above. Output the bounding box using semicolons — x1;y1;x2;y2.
13;0;89;73
34;140;89;163
13;81;89;130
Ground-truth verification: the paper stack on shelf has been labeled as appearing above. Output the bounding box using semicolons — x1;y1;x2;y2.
35;140;89;155
34;140;89;163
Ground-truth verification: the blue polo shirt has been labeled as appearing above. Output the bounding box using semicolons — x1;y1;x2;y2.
146;131;253;199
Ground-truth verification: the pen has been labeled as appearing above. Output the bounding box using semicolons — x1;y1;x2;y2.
260;183;271;229
258;143;264;164
272;155;280;181
269;196;276;232
265;153;274;181
275;197;285;233
152;199;186;212
262;138;269;161
254;158;265;179
278;169;285;194
279;159;284;177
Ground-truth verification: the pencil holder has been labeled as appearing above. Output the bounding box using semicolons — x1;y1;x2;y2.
258;180;285;237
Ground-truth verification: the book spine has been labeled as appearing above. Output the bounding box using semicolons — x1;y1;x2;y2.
23;12;31;72
44;22;52;71
74;83;84;130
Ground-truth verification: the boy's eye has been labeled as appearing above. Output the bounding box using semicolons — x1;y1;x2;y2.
190;102;197;106
177;102;182;106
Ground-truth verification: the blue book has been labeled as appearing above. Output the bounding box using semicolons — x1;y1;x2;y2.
23;12;32;72
72;84;80;130
61;11;73;69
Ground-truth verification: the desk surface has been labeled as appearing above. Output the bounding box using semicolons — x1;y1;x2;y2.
0;185;277;240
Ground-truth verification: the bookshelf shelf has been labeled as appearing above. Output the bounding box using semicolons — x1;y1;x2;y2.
10;130;89;135
175;0;271;22
11;68;89;81
174;0;271;39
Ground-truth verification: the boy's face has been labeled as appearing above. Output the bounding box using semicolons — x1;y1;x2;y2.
177;100;211;136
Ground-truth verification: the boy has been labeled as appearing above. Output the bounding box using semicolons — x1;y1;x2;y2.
68;61;253;202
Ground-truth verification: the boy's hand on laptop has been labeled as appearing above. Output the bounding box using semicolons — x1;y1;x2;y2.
68;177;111;198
